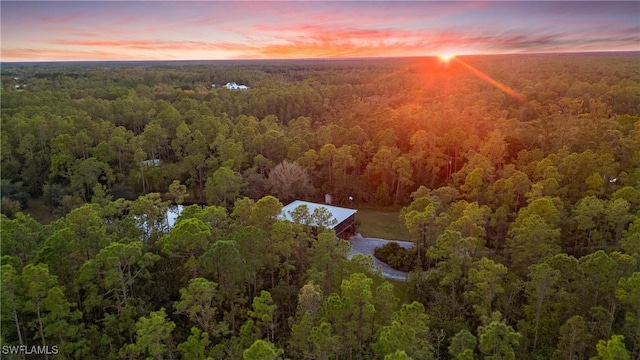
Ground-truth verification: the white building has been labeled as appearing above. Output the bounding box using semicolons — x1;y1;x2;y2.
224;82;249;90
280;200;357;238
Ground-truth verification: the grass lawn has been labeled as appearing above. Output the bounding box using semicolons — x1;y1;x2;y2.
355;208;412;241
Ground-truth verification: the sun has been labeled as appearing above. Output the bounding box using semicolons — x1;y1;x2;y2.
438;53;456;62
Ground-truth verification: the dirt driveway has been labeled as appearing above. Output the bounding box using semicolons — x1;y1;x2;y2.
348;233;414;281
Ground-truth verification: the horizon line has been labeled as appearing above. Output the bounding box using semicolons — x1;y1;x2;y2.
2;50;638;65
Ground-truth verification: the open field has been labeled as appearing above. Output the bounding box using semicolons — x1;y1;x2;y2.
355;208;412;241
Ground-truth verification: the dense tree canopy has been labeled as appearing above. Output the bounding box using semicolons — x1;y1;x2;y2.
1;53;639;359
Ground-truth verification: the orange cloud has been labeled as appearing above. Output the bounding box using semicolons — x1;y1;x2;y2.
52;39;231;51
2;1;638;62
2;48;137;62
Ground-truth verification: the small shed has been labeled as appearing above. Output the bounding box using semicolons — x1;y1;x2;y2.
280;200;357;238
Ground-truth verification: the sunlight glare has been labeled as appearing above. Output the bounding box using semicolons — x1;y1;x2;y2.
455;57;526;102
438;54;455;62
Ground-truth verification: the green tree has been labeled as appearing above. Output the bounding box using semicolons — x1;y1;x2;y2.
331;145;357;201
108;127;133;174
402;199;437;267
466;257;508;319
200;240;249;332
70;157;113;201
606;198;633;246
34;228;77;291
1;264;24;349
309;321;340;360
133;148;149;193
243;339;283;360
0;212;43;264
518;196;562;225
43;286;87;358
205;166;245;208
215;137;247;171
365;146;400;205
160;218;211;277
526;262;560;352
182;131;209;202
250;195;284;231
461;168;486;203
409;130;447;188
374;301;434;360
591;335;630;360
177;327;213;360
92;240;159;315
615;272;640;358
317;293;356;356
128;193;170;241
288;312;314;358
479;130;507;169
166;180;189;205
477;313;521;360
297;281;324;315
306;232;351;295
384;350;415;360
140;122;168;160
507;213;561;276
552;316;591;360
340;273;376;350
174;277;226;337
374;281;399;329
427;230;483;316
449;329;477;360
578;250;633;341
448;201;491;239
248;290;277;341
318;143;337;188
392;155;414;204
22;263;58;359
121;308;176;360
572;196;608;249
621;218;640;259
186;205;230;240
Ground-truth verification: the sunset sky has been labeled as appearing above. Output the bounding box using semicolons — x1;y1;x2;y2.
1;1;638;62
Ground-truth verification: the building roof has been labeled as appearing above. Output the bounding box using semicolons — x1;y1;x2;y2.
224;82;249;90
280;200;357;229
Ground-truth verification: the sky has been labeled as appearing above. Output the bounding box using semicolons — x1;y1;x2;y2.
1;1;638;62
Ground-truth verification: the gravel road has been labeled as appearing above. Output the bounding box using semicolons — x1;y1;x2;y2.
348;233;414;281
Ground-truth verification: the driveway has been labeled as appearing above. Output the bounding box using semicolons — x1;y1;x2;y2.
348;233;414;281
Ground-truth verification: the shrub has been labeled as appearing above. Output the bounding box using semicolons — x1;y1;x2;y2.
374;242;416;272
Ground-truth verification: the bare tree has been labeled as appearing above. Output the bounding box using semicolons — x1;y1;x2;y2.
265;160;315;203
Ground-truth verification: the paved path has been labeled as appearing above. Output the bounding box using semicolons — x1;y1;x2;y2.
348;233;414;281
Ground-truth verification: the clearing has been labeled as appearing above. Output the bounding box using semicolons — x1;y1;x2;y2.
355;208;411;241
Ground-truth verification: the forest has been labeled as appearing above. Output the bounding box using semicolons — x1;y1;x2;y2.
1;52;639;360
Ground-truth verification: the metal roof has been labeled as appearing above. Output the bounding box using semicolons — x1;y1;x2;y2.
280;200;357;229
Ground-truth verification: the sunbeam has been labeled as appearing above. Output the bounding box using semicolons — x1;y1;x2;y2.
453;57;526;102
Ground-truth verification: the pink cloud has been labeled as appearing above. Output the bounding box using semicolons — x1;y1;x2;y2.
1;47;138;62
50;39;242;52
2;1;637;62
38;12;88;25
